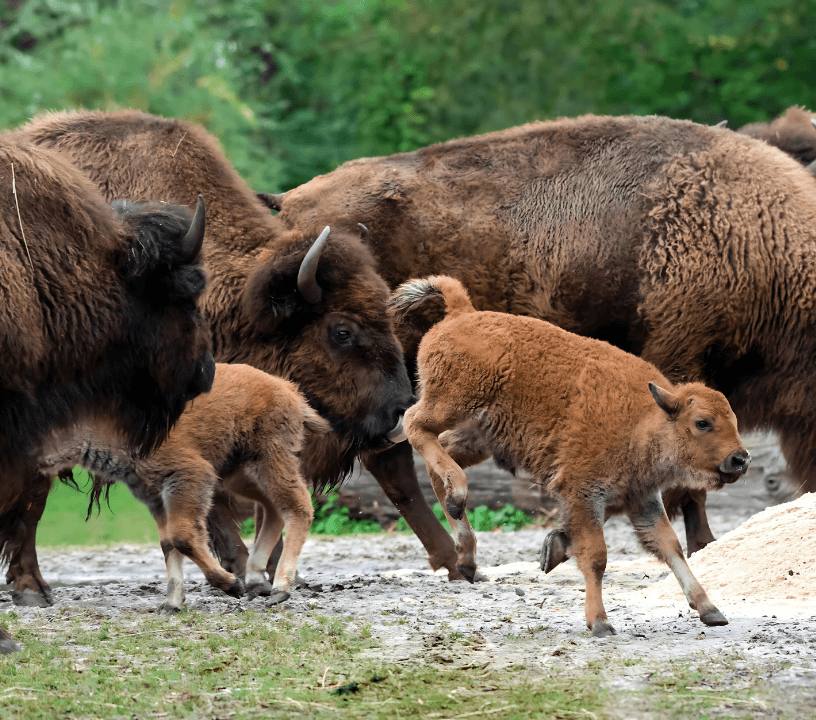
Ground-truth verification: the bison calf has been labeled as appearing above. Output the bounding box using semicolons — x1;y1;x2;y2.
42;363;329;613
393;276;750;637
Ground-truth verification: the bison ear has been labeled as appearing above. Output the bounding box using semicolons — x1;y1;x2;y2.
241;261;304;334
257;192;286;212
649;382;680;417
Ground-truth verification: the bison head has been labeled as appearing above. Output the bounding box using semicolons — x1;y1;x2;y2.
649;381;751;490
108;195;215;453
241;225;414;487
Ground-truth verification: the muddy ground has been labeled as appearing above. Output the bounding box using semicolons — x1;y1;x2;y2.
3;463;815;716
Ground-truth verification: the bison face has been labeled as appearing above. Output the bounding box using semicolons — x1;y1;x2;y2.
241;227;414;485
110;197;215;454
650;382;751;490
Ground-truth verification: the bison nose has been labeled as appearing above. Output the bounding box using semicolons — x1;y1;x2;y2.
720;449;752;475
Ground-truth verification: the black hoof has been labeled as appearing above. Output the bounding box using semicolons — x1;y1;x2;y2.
158;602;182;615
11;588;52;608
225;577;246;599
699;607;728;627
267;590;291;606
246;580;273;600
0;628;20;655
293;572;307;588
591;620;617;638
457;564;477;584
473;569;489;583
540;530;569;574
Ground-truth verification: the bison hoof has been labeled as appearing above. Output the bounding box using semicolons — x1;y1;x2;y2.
456;563;477;584
699;607;728;627
293;571;307;588
225;577;246;599
267;590;291;606
11;588;53;608
246;579;273;600
591;620;617;638
473;569;488;583
540;530;569;574
158;602;182;615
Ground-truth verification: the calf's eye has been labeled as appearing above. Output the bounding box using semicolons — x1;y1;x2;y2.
695;419;712;431
331;324;355;347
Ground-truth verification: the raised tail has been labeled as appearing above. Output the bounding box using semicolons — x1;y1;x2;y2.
302;403;332;437
388;275;476;332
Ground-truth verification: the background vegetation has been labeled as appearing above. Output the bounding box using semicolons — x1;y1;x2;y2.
2;0;815;193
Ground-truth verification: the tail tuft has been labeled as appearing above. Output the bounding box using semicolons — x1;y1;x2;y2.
302;404;332;436
388;275;475;334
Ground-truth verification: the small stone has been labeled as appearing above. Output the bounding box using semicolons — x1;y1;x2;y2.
515;588;525;597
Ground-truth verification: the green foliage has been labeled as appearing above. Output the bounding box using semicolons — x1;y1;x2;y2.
2;0;814;195
396;501;533;533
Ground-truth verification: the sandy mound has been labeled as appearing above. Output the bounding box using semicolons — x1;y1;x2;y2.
653;492;815;604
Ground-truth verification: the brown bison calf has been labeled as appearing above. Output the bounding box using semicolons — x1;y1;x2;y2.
42;363;328;613
394;276;750;637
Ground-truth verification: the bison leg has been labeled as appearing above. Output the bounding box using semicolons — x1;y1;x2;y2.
158;527;186;615
6;476;53;608
566;506;615;637
0;624;20;655
403;405;477;581
207;494;250;579
662;486;715;557
628;493;727;627
162;470;245;603
361;440;462;580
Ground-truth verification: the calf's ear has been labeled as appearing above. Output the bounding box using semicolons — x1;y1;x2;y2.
649;382;680;417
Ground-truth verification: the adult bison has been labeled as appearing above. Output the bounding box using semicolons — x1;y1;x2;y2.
737;106;816;173
0;134;214;652
259;113;816;569
12;109;417;598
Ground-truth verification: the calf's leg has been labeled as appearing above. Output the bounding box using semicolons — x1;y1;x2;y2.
661;486;715;557
361;441;462;579
206;494;250;578
628;493;727;627
157;519;187;614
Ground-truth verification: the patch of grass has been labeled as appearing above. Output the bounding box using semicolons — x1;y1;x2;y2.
0;609;607;720
396;501;535;533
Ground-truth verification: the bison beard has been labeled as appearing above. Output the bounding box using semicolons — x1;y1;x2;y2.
0;137;213;641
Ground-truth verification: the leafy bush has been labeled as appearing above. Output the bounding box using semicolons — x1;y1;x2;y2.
395;501;533;533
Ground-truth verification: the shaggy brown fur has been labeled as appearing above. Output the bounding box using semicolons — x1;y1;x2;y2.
40;363;329;613
396;276;750;637
12;109;415;600
0;135;214;651
269;112;816;575
738;106;816;170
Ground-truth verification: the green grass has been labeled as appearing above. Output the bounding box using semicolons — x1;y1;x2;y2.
0;609;607;720
38;471;537;547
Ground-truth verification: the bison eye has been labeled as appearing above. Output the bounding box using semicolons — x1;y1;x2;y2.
695;419;712;431
331;324;355;347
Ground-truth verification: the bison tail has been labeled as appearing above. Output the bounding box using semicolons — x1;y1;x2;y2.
388;275;475;330
302;403;332;437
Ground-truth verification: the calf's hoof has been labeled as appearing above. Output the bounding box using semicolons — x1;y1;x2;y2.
699;607;728;627
267;590;291;606
225;577;246;599
11;588;53;608
456;563;478;584
591;620;617;638
246;579;274;600
158;602;182;615
540;531;569;574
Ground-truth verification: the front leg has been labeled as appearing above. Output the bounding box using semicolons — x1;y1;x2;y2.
361;440;462;579
628;493;727;627
5;471;54;607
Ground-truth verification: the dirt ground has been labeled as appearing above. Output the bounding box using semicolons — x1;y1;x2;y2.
3;462;815;716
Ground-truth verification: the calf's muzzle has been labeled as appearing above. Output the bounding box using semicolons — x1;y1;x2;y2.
719;449;752;476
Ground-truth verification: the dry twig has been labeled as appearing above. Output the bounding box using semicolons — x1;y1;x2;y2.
11;163;33;268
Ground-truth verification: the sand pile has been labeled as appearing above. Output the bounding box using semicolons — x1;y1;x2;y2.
654;492;815;604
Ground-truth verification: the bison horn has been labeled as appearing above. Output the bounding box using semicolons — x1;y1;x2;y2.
387;415;408;444
358;222;369;239
297;226;330;304
714;119;728;128
181;194;206;261
257;192;287;211
806;159;816;178
811;118;816;131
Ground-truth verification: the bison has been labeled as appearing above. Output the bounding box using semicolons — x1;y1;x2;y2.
737;106;816;173
39;363;329;613
0;134;214;652
251;113;816;573
395;275;750;636
10;109;418;600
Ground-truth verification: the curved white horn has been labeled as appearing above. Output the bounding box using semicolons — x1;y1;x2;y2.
297;226;330;304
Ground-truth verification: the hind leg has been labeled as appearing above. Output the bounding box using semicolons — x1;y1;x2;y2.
162;467;244;601
628;493;727;627
156;518;186;614
208;493;250;579
404;404;477;581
